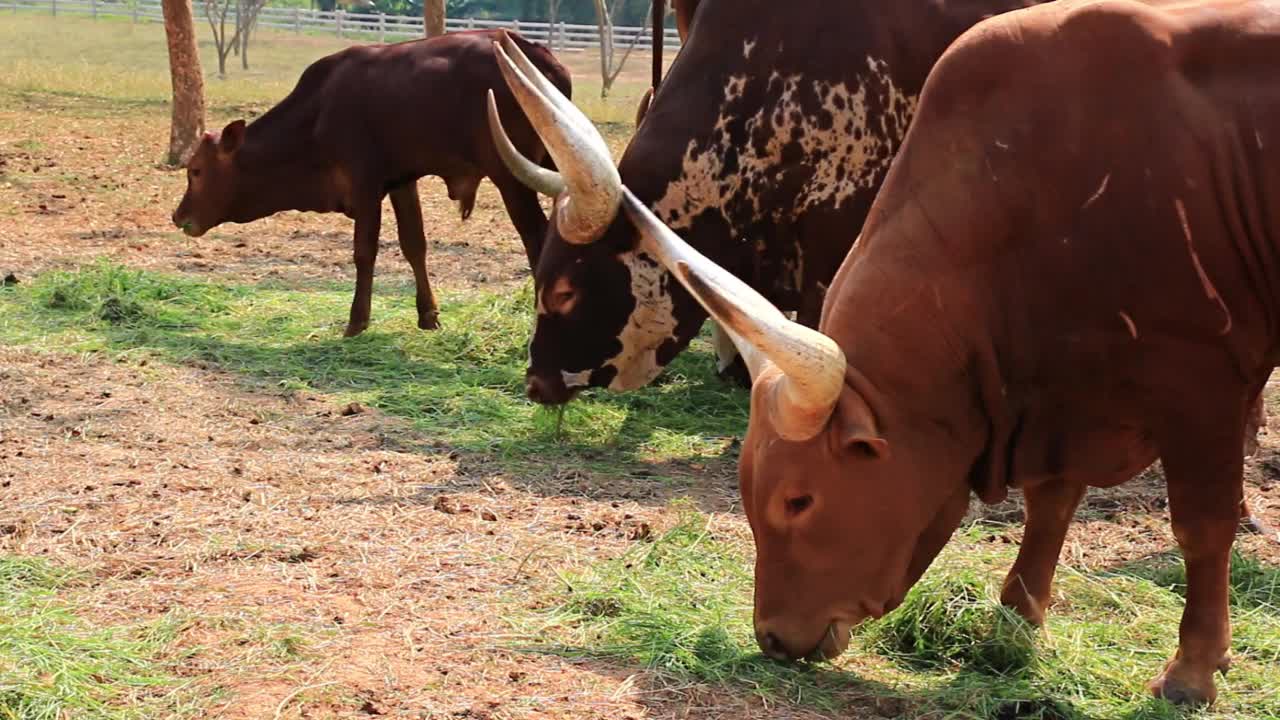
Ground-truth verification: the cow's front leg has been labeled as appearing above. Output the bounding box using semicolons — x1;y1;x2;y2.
999;479;1086;626
389;182;440;330
1149;429;1243;705
345;197;382;337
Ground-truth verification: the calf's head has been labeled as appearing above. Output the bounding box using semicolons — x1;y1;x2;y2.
488;33;706;405
171;120;247;237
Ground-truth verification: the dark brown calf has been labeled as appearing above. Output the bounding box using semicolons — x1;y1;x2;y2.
171;30;570;336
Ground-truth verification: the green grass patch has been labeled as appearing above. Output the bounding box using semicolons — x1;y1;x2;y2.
519;507;851;710
0;262;747;474
0;556;192;719
1113;550;1280;613
518;509;1280;720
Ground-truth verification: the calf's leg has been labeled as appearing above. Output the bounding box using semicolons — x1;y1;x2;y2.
345;197;382;338
1240;497;1277;539
1243;391;1266;458
999;479;1087;626
1241;386;1275;538
493;176;549;270
389;182;440;330
1148;421;1243;705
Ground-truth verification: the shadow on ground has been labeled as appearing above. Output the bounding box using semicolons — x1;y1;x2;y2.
0;265;747;510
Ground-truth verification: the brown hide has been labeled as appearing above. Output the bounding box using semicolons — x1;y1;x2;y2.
744;0;1279;705
171;30;570;337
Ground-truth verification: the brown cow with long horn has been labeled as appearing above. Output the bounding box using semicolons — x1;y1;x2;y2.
494;0;1277;706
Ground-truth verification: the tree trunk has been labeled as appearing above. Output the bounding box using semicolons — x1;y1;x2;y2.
424;0;444;38
239;0;250;70
241;20;251;70
593;0;612;97
162;0;206;166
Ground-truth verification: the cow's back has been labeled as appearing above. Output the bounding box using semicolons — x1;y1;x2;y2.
628;0;1047;320
300;31;570;182
828;0;1280;482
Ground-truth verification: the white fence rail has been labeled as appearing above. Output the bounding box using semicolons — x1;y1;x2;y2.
0;0;682;51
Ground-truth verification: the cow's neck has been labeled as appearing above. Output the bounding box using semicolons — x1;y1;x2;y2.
820;178;1016;501
231;108;342;220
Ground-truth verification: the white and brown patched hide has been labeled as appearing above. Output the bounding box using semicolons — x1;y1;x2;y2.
605;56;919;389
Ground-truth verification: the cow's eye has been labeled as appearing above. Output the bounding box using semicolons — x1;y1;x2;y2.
785;495;813;516
190;168;201;178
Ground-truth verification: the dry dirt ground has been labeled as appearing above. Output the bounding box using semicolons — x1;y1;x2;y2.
2;46;1280;720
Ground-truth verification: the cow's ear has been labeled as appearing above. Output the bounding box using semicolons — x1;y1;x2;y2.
833;390;889;460
843;430;889;460
219;120;246;154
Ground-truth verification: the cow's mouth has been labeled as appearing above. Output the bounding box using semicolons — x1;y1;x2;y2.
758;618;856;663
810;620;853;661
525;371;581;406
174;218;205;237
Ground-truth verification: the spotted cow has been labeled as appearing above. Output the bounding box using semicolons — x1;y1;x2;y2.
490;0;1048;404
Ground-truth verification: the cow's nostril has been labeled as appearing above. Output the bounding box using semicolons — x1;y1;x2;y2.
757;630;789;660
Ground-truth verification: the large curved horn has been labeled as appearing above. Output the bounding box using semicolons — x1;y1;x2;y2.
621;189;845;441
497;32;599;145
492;33;621;244
486;90;565;197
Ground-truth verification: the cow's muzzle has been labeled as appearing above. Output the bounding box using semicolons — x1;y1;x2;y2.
756;619;852;663
171;211;204;237
526;371;579;406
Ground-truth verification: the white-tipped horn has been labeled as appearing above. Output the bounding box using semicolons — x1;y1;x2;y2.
621;189;846;441
486;90;566;197
492;35;621;244
496;33;603;151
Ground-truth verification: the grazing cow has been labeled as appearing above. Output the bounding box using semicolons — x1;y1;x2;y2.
171;30;570;337
591;0;1275;705
488;0;1046;405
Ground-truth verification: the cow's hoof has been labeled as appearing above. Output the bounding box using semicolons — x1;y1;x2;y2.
998;585;1046;627
1148;660;1219;706
418;312;440;331
1241;514;1279;541
343;322;369;338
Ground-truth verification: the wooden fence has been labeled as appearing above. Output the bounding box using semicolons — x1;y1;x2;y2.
0;0;682;51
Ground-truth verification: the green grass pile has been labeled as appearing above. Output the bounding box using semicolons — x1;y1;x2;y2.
858;570;1037;675
0;557;186;720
